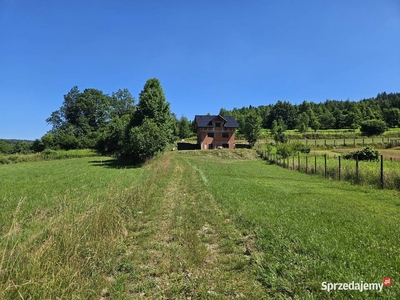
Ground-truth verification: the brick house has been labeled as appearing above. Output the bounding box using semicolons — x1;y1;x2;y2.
194;115;239;149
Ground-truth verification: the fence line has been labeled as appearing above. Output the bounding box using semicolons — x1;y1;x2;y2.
258;149;400;191
287;138;400;147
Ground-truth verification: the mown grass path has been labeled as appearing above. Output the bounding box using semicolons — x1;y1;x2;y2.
114;153;265;298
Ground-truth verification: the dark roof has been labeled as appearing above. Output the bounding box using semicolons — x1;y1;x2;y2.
195;115;239;128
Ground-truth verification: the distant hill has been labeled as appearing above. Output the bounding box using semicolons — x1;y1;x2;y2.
0;139;34;143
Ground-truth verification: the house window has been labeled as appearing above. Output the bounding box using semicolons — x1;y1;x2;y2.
207;132;214;137
222;143;229;148
208;143;214;149
222;132;229;138
215;122;221;127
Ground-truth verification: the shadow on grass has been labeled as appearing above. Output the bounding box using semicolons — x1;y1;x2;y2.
88;159;142;169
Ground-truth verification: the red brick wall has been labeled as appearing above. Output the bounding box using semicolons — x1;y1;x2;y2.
197;116;236;149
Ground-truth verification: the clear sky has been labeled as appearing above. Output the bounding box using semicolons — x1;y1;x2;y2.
1;0;399;140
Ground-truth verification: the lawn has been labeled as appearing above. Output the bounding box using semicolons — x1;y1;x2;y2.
182;150;400;299
1;150;399;299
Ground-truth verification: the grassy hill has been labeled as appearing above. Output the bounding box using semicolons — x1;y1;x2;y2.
1;150;399;299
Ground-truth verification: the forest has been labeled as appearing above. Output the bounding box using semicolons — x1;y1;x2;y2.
220;92;400;132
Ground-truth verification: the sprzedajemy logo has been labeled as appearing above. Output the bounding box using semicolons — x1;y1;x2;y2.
321;277;392;293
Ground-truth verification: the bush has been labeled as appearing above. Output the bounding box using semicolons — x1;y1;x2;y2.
290;141;311;154
343;147;380;162
276;143;292;158
360;119;387;136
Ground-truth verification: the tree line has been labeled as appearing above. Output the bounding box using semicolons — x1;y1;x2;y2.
222;92;400;133
20;78;191;161
2;85;399;158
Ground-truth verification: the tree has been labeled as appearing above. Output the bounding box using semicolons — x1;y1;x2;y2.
32;139;45;152
124;118;169;162
96;114;130;154
133;78;172;129
241;110;262;147
360;119;388;136
0;140;12;154
296;112;309;133
123;78;173;161
319;110;336;129
267;101;297;129
383;108;400;128
110;88;135;118
178;116;192;139
45;87;113;149
271;119;288;143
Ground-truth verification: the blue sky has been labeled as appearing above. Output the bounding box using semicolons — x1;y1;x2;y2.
1;0;399;140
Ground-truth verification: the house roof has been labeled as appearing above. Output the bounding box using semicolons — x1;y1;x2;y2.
195;115;239;128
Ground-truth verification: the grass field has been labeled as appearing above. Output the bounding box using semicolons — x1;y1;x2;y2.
1;150;399;299
0;149;99;165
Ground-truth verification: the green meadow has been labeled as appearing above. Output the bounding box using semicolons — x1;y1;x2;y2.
1;150;399;299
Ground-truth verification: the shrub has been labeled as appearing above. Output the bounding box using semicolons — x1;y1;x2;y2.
276;143;292;158
343;147;380;162
360;119;387;136
290;141;311;154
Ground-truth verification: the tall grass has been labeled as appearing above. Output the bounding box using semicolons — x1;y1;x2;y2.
0;149;98;165
259;149;400;191
0;156;144;299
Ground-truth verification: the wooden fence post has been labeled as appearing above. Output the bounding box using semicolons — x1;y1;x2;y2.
356;156;359;184
298;154;300;171
338;156;341;181
314;156;317;174
324;154;327;178
380;155;384;189
305;156;308;174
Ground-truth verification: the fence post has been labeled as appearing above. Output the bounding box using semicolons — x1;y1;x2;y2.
380;155;384;189
314;156;317;174
306;156;308;173
356;156;359;184
338;156;341;181
324;154;327;178
343;138;346;146
306;139;308;146
298;154;300;171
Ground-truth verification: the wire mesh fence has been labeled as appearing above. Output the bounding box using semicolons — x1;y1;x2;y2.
258;149;400;191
